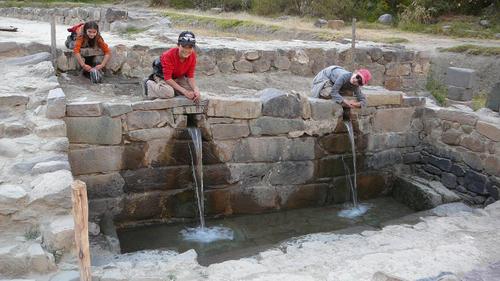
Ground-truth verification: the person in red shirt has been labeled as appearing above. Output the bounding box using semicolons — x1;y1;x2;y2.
70;21;111;83
143;31;200;102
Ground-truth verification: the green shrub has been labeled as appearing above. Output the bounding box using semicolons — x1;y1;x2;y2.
169;0;196;9
310;0;355;20
426;76;447;106
251;0;287;16
399;0;432;25
150;0;168;6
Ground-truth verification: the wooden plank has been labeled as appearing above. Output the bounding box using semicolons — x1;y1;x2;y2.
50;16;57;67
71;180;92;281
0;26;18;32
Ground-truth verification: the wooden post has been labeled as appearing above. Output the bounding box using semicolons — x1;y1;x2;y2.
71;180;92;281
50;16;57;67
351;18;356;70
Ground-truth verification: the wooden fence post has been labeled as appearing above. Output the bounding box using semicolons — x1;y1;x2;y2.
71;180;92;281
351;17;357;70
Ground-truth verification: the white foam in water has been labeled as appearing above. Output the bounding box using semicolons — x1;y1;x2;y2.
338;203;371;219
180;226;234;243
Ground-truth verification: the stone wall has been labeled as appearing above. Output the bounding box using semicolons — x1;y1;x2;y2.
0;7;127;31
57;44;429;92
59;87;425;226
403;108;500;205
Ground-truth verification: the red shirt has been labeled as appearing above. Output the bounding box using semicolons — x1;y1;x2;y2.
160;47;197;80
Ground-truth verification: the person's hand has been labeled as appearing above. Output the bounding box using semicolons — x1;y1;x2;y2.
94;64;104;71
351;101;361;108
342;100;354;108
192;90;201;103
82;64;92;72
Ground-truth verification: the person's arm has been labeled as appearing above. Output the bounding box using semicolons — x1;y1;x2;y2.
353;87;367;108
95;37;111;71
187;77;200;102
330;75;347;105
73;37;92;72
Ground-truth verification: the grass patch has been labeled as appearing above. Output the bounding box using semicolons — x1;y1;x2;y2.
164;11;282;32
357;21;393;30
376;37;409;44
24;226;40;240
426;76;447;106
439;44;500;56
123;26;148;35
472;92;488;111
399;15;500;39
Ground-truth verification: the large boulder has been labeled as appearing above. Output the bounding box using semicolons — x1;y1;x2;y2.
378;14;394;25
29;170;73;208
259;88;302;118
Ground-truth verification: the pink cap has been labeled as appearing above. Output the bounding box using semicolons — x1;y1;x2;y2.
357;69;372;85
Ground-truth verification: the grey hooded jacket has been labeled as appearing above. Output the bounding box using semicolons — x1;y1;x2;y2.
311;65;366;107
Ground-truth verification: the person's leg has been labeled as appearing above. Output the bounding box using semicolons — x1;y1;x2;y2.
319;80;333;99
174;77;193;95
145;75;175;99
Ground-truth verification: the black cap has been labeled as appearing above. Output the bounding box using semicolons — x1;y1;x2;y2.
178;31;196;47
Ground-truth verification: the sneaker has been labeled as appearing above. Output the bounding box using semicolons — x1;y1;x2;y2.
141;78;149;98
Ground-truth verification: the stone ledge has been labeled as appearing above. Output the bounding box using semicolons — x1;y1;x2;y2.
476;121;500;142
66;101;103;117
207;96;262;119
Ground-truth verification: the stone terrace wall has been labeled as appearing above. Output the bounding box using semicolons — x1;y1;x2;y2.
401;108;500;206
58;87;425;226
0;7;127;31
57;44;430;92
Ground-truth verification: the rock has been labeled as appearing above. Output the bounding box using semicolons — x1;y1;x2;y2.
309;98;343;120
441;129;462;146
29;170;73;207
3;52;51;66
41;137;70;152
211;123;250;140
46;88;66;119
210;7;223;13
393;176;443;211
384;77;402;90
268;161;314;185
31;161;71;175
197;55;218;76
69;146;123;175
385;63;411;76
290;49;311;76
232;137;315;162
66;101;103;117
234;59;253;72
446;67;476;89
485;197;496;206
368;149;402;170
127;127;175;141
0;184;27;215
314;18;328;28
447;86;473;101
476;121;500;142
30;60;54;78
126;111;160;130
105;8;127;23
28;243;55;273
479;19;490;27
101;268;127;281
428;181;461;203
0;138;22;157
442;25;451;32
244;50;260;61
34;121;67;138
252;58;271;73
42;216;75;252
372;271;407;281
486;82;500;112
4;123;31;138
259;88;302;118
378;14;394;25
207;96;261;119
327;20;344;29
107;44;127;73
12;154;68;174
0;94;29;108
273;55;291;70
441;173;457;189
250;117;305;136
103;102;132;117
373;108;414;132
78;172;125;199
464;170;488;195
437;109;478;126
65;116;122;145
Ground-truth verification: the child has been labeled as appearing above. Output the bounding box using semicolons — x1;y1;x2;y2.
68;21;111;83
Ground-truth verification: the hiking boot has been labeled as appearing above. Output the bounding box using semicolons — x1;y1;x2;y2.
141;78;149;98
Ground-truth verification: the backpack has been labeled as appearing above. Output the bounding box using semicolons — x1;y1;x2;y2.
152;57;163;80
65;23;84;49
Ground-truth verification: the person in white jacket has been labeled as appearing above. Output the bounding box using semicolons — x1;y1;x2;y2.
311;66;372;108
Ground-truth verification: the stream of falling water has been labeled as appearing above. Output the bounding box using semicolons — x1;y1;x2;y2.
338;120;370;218
180;127;234;243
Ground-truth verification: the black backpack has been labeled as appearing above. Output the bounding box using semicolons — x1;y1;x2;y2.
151;57;163;80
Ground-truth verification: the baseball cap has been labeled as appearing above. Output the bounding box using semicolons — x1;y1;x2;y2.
357;69;372;85
178;31;196;47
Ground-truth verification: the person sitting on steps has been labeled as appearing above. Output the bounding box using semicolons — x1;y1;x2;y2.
142;31;200;102
311;65;372;108
67;21;111;84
